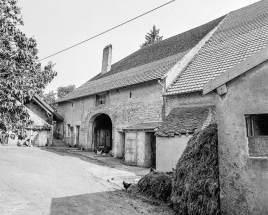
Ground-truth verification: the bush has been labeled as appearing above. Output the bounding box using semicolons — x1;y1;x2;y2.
137;172;173;202
171;124;220;215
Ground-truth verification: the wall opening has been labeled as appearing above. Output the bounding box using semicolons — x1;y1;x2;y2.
93;114;112;151
67;124;70;136
96;93;106;106
246;114;268;157
145;132;156;168
246;114;268;136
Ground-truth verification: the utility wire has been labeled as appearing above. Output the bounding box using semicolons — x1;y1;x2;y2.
37;0;175;62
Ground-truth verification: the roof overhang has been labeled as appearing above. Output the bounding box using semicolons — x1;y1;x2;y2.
33;94;64;122
203;46;268;95
123;122;162;132
155;106;213;137
33;94;54;114
53;111;64;122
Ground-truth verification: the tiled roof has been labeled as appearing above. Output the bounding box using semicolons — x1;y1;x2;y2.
123;122;162;131
155;106;212;137
166;0;268;95
58;17;224;102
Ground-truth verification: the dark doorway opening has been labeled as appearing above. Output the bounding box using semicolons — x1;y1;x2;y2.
148;133;156;168
93;114;112;151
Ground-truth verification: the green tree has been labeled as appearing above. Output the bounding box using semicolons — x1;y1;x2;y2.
0;0;57;130
42;90;57;110
140;25;163;48
57;84;75;100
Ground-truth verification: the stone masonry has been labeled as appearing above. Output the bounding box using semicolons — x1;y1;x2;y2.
57;80;163;157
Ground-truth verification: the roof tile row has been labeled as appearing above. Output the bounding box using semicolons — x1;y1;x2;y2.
155;106;212;137
166;0;268;95
58;17;224;102
59;1;268;101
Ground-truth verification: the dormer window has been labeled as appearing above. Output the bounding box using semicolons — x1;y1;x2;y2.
96;93;106;106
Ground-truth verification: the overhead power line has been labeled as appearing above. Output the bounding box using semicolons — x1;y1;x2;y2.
37;0;176;62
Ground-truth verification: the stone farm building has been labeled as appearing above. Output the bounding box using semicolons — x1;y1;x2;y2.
57;15;224;165
57;0;268;213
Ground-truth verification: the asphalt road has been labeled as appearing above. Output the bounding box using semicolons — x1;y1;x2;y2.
0;147;173;215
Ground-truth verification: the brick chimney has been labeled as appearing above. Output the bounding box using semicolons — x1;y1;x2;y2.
101;44;112;75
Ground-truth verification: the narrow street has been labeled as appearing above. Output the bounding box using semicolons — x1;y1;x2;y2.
0;147;173;215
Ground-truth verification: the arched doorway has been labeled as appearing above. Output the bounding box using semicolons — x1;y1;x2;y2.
93;114;112;151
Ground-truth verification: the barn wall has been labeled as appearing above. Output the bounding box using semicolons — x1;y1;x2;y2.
165;91;216;117
57;80;163;158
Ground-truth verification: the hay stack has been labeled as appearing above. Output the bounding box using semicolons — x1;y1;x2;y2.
137;172;173;202
171;124;220;215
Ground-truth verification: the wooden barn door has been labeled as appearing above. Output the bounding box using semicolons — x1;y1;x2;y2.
93;114;112;150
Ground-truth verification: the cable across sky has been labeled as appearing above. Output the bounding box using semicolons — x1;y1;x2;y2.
37;0;176;62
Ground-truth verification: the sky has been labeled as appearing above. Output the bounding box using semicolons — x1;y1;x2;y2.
17;0;260;94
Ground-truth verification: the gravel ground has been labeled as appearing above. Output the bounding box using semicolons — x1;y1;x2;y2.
0;147;174;215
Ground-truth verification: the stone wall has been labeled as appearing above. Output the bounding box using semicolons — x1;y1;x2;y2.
57;80;163;156
216;60;268;214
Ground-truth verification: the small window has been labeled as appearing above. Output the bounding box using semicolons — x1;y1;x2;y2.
71;103;73;107
129;92;132;98
96;93;106;106
246;114;268;136
246;114;268;157
116;89;119;93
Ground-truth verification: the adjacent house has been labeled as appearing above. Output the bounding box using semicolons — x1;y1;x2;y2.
8;95;64;146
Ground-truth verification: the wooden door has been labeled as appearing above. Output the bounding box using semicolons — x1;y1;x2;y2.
100;128;105;147
76;126;80;145
125;132;137;165
105;129;111;148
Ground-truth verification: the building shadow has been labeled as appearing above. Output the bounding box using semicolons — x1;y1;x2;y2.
40;148;149;176
40;147;109;167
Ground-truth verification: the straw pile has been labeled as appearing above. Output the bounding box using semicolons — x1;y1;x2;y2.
137;172;173;202
171;124;220;214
